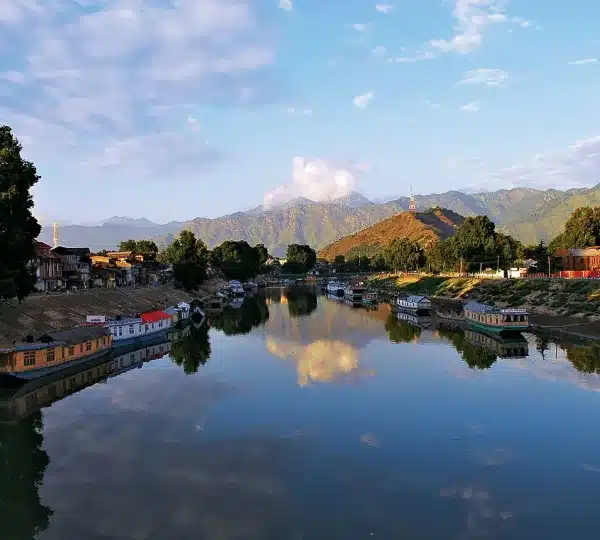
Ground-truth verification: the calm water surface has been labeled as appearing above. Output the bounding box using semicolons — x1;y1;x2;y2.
3;287;600;540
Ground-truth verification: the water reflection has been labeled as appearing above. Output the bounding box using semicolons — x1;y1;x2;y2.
0;411;52;539
284;287;318;318
169;323;211;375
209;295;270;336
2;288;600;539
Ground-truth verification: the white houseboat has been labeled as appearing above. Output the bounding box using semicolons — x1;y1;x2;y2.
396;295;432;313
326;280;345;297
463;301;529;334
103;309;175;348
227;280;245;297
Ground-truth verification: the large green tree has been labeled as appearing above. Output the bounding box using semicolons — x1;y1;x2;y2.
0;126;41;300
210;240;261;281
383;238;423;272
285;244;316;273
548;207;600;251
160;230;209;290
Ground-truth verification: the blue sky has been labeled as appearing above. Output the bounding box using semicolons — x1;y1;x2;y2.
2;0;600;224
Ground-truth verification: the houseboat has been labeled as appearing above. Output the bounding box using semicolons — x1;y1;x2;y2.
227;280;245;297
465;328;529;359
435;301;464;321
463;301;529;333
243;282;257;292
103;309;175;347
397;310;433;329
326;280;345;297
362;290;378;304
0;326;112;380
396;295;432;313
344;284;366;302
1;339;171;423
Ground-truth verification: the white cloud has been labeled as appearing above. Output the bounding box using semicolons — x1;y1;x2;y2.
263;158;362;207
390;51;435;63
287;107;312;115
353;92;374;108
569;58;598;65
279;0;293;11
460;100;480;112
372;45;387;56
458;68;508;86
430;0;529;54
352;23;367;31
375;3;393;13
0;0;277;194
453;136;600;191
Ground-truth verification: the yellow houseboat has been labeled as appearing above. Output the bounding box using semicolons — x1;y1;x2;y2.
0;326;112;380
464;301;529;334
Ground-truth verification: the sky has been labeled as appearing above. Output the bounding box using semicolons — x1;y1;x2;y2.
2;0;600;225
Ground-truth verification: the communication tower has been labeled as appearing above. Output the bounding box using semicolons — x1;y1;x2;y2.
52;221;59;248
409;185;416;213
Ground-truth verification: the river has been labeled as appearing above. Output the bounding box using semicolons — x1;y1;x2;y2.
2;286;600;539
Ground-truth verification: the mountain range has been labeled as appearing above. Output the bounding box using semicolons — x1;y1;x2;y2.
39;184;600;256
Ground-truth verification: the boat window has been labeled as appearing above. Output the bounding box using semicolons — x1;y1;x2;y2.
69;346;75;356
24;351;36;366
46;349;55;363
86;341;92;352
129;325;134;334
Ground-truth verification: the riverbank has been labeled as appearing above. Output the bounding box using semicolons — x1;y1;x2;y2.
365;274;600;339
0;280;222;348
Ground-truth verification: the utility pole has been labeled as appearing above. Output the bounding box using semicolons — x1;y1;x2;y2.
497;255;500;271
479;262;483;274
548;255;551;278
460;258;464;276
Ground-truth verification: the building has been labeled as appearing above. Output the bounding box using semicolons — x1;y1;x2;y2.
52;247;91;289
554;247;600;272
31;241;63;292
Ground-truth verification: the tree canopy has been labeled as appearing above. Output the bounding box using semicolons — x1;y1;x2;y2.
159;230;209;290
118;239;159;261
210;240;263;281
0;126;41;301
548;207;600;251
284;244;316;273
383;238;423;272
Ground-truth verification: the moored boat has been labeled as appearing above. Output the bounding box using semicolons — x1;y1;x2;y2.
396;295;432;313
227;280;245;297
104;309;175;347
362;291;378;304
344;284;366;302
326;280;345;297
463;301;529;333
0;326;112;380
243;282;257;292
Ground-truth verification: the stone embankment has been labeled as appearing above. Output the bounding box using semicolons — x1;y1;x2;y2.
0;283;220;347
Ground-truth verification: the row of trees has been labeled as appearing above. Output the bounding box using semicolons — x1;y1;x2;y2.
331;215;547;274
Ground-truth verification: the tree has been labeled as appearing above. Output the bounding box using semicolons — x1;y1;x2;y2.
286;288;318;318
118;239;159;261
118;239;137;252
210;240;261;281
333;255;346;271
383;238;423;272
0;126;41;300
426;239;459;273
286;244;316;273
254;243;269;270
160;230;209;290
549;207;600;251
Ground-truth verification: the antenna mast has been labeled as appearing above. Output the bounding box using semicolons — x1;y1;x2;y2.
409;185;416;213
52;221;59;248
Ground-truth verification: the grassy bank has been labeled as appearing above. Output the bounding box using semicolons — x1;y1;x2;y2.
365;274;600;319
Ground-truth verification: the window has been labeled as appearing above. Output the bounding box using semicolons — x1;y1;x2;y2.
86;341;92;352
159;320;163;328
68;346;75;356
130;354;135;362
96;339;99;348
46;349;55;363
129;325;134;335
24;351;36;366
